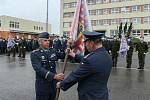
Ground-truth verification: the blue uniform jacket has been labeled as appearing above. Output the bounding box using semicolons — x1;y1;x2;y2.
60;47;112;100
30;48;65;95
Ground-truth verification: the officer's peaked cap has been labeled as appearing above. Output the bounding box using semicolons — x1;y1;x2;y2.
39;32;49;39
83;31;104;39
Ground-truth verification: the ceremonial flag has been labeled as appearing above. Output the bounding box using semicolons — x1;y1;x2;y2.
69;0;92;54
119;34;128;57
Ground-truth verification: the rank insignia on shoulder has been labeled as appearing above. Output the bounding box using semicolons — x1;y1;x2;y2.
32;49;39;53
84;53;91;59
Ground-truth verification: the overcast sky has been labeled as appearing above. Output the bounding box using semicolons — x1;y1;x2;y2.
0;0;60;34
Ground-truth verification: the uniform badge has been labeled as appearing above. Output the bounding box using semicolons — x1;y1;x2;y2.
51;54;56;58
41;56;45;60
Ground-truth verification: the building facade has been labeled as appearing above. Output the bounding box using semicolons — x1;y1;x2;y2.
0;15;51;39
60;0;150;41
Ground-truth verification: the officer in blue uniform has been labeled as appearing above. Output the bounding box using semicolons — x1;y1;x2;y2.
57;31;112;100
30;32;65;100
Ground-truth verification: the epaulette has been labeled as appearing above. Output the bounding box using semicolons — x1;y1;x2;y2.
32;49;39;53
84;52;94;59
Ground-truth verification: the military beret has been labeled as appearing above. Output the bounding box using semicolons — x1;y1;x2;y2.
39;32;49;39
83;31;104;41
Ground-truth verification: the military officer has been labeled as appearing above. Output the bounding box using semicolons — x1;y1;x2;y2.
126;38;134;68
136;37;148;69
57;31;112;100
111;37;120;67
18;37;27;58
30;32;65;100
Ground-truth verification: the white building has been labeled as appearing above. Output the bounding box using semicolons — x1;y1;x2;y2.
60;0;150;41
0;15;51;39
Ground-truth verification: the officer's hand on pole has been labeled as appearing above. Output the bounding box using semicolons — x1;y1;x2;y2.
68;49;75;58
56;82;61;89
54;73;64;81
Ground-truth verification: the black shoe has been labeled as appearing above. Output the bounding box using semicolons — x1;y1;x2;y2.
137;67;144;69
126;66;131;68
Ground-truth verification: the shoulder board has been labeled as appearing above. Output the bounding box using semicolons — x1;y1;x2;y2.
32;49;39;53
84;52;94;59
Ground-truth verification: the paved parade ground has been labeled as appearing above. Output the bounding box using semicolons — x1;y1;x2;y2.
0;52;150;100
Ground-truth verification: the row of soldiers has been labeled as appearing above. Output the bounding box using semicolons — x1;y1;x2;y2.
102;37;148;69
0;36;68;58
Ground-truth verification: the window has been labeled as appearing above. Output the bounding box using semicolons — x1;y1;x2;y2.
111;7;120;14
87;0;94;5
10;21;15;28
121;6;129;13
132;5;140;12
103;19;109;25
103;0;109;4
63;13;70;18
132;30;140;36
103;8;109;14
63;22;70;28
70;12;75;17
91;20;95;26
96;0;102;4
95;20;101;26
132;17;141;24
111;19;119;25
144;29;150;35
144;16;150;24
64;3;70;9
0;20;1;27
71;2;76;8
96;9;102;15
89;10;95;16
121;0;133;1
111;30;118;37
120;18;130;24
15;22;19;28
41;27;43;31
111;0;119;3
144;4;150;12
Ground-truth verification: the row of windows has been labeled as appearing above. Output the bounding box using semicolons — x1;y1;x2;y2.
87;0;133;5
64;2;76;9
0;20;1;27
63;16;150;28
34;26;43;31
93;17;150;25
111;29;150;37
63;4;150;18
64;0;134;9
10;21;19;28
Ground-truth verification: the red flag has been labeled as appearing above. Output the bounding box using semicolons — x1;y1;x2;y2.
70;0;92;54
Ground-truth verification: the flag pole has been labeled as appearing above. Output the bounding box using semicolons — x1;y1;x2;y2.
54;44;70;100
46;0;48;32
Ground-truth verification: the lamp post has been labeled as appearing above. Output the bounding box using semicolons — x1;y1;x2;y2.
46;0;49;32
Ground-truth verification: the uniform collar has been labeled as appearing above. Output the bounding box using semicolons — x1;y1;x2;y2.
94;47;105;52
39;48;49;52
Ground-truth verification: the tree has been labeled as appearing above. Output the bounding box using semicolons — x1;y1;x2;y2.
127;22;133;38
124;22;128;34
118;23;122;38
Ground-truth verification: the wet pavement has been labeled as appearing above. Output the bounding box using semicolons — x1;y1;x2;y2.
0;52;150;100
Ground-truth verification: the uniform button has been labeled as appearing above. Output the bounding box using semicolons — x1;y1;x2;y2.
49;61;51;62
51;67;53;68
